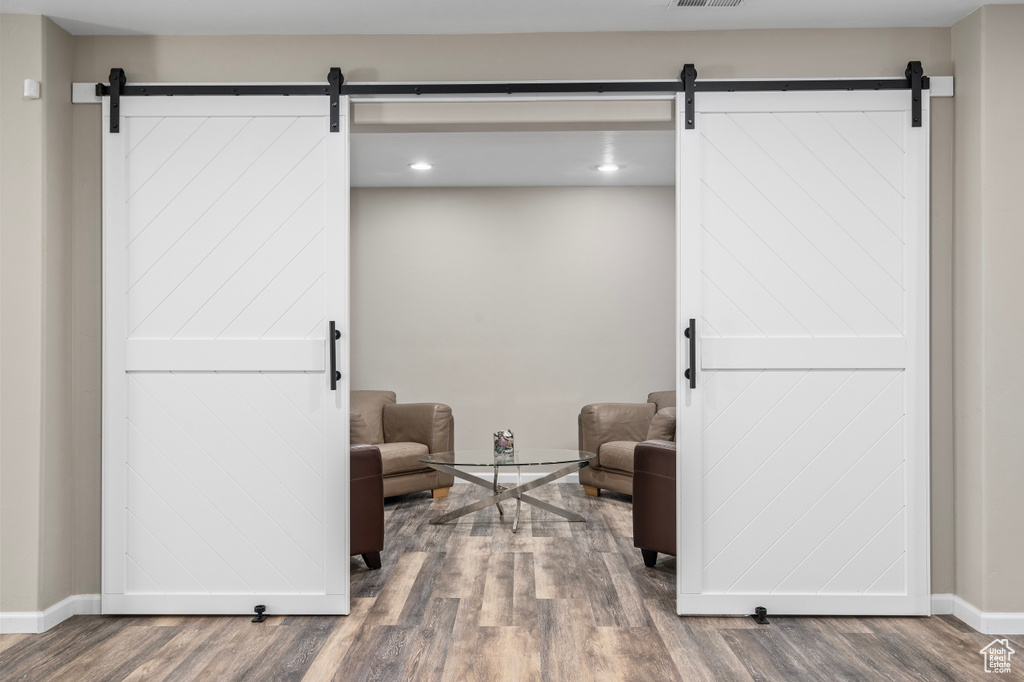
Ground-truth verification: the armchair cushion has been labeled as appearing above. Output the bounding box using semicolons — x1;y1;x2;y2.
383;402;454;454
378;442;430;476
646;407;676;442
350;390;397;445
350;410;374;446
599;441;637;474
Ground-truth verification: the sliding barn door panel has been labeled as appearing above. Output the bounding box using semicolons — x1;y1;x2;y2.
103;96;350;615
677;91;929;616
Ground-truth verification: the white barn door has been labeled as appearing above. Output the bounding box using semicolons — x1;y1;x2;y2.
102;96;350;615
677;90;930;615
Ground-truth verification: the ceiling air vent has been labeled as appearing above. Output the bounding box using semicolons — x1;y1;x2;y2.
672;0;744;7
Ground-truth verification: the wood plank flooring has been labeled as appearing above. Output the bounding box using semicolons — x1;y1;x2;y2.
2;483;1020;681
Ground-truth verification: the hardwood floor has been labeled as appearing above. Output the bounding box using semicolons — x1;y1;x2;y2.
1;483;1020;681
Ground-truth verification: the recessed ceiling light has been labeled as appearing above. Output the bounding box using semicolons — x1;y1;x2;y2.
596;163;621;172
409;162;433;171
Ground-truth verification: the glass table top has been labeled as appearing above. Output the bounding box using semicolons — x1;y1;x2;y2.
419;448;595;468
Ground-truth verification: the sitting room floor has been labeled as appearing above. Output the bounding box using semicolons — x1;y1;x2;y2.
0;484;1015;681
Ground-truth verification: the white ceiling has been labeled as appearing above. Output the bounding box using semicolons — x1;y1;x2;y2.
350;131;675;188
1;0;1017;35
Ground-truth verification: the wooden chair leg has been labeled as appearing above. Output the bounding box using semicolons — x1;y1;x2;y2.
361;552;381;570
641;549;658;568
432;486;451;499
583;485;600;497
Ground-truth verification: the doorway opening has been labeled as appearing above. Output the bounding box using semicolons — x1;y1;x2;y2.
346;97;679;596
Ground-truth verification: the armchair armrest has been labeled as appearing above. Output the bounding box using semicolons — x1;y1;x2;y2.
634;439;676;479
383;402;454;454
578;402;656;457
633;440;676;561
350;445;383;560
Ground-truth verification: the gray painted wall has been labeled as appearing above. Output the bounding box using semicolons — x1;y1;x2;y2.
350;186;676;451
952;5;1024;614
1;13;45;614
0;14;74;613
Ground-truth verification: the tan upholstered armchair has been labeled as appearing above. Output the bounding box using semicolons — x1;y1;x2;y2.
351;390;455;499
578;391;675;496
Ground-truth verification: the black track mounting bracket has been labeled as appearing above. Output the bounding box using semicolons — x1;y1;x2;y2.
681;64;697;130
906;61;923;128
108;67;126;133
252;604;268;623
328;67;343;133
751;606;770;625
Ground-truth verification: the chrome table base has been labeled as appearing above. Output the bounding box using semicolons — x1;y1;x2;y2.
425;461;588;533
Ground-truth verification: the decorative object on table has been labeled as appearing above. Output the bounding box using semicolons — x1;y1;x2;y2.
493;429;514;463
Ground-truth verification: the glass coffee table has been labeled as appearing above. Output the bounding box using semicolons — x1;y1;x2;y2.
419;449;595;533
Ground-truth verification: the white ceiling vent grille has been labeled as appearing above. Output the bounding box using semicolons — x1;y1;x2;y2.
672;0;744;7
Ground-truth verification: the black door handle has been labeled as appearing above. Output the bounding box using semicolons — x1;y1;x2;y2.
329;321;341;391
684;318;696;389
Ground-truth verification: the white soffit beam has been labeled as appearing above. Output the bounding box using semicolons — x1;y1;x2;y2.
352;100;673;126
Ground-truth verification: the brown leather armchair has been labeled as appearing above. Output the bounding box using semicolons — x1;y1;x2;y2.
578;391;675;496
633;440;676;567
351;444;384;570
351;390;455;499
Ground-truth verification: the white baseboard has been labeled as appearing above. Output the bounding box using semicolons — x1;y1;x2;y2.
932;593;1024;635
0;594;101;634
931;593;954;615
5;593;1017;635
